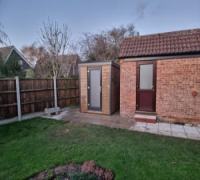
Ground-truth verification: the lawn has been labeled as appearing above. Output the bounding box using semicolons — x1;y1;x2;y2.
0;118;200;180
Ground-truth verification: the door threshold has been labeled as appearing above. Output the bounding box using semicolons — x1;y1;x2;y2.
135;111;156;115
134;111;157;123
87;110;103;114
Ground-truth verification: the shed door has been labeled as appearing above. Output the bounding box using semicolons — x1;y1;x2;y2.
88;67;102;111
136;61;156;112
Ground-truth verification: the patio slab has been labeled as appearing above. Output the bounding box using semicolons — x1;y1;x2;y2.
183;126;200;140
145;123;159;134
170;124;188;138
62;108;200;141
158;123;171;135
133;122;147;132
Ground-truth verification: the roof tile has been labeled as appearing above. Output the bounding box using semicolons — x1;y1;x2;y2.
119;29;200;58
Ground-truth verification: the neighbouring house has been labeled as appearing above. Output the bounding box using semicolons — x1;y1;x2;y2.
59;54;81;78
34;54;80;78
0;46;33;77
119;29;200;124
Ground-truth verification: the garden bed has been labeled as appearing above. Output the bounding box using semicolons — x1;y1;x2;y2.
29;161;114;180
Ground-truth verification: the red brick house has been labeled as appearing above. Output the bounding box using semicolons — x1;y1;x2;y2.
119;29;200;124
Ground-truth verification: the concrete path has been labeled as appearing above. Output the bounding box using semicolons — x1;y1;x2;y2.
61;108;200;140
0;111;45;125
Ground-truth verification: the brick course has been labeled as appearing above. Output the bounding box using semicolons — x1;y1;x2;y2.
79;66;88;112
101;65;110;114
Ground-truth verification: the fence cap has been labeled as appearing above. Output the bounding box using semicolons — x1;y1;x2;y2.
0;78;79;80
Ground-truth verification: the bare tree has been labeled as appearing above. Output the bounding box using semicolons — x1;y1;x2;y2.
0;23;10;46
21;43;48;66
40;19;70;77
80;24;139;61
34;55;53;78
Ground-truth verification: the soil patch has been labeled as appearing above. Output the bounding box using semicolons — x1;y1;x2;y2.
28;160;114;180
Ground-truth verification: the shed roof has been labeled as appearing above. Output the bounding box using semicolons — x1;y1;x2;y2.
119;29;200;58
79;60;119;68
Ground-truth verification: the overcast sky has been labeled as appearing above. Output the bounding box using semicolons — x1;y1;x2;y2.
0;0;200;49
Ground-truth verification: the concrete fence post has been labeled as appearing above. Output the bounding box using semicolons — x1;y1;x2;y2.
15;76;21;121
53;76;58;108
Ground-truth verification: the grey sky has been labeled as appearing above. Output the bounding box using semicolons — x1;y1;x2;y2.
0;0;199;49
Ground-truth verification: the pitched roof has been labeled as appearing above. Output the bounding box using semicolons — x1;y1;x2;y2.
59;54;81;64
0;45;34;68
119;29;200;58
0;46;14;61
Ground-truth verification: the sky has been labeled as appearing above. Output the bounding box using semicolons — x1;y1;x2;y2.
0;0;200;49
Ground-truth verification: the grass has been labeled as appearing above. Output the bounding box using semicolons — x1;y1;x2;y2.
0;118;200;180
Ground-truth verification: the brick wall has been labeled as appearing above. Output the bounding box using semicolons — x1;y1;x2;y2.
79;66;88;112
120;57;200;123
79;64;111;115
120;60;136;118
156;57;200;123
102;65;111;114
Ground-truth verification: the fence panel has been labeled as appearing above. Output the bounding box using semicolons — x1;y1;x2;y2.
0;79;17;119
0;78;79;120
57;79;79;108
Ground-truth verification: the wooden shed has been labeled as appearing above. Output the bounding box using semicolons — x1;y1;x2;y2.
79;61;120;115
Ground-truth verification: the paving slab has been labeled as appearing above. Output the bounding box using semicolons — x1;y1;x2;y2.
171;124;188;138
135;122;147;127
158;122;171;131
172;132;188;139
184;126;199;135
134;122;147;132
183;126;200;140
145;123;158;134
196;127;200;134
171;124;185;133
187;134;200;140
146;123;158;129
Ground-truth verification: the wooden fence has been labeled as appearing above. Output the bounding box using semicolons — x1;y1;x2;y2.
0;78;79;120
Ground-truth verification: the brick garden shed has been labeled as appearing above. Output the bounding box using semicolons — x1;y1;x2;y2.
119;29;200;124
79;61;120;115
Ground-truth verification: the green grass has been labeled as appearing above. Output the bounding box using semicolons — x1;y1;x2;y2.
0;118;200;180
